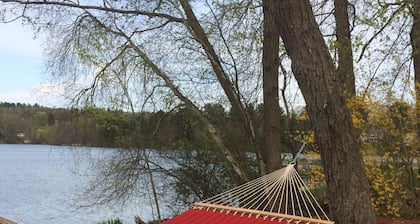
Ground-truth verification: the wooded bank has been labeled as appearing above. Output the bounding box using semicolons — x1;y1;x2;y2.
0;102;306;152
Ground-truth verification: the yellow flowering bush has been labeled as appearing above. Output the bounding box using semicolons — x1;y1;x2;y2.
291;95;419;218
363;147;406;217
351;95;419;217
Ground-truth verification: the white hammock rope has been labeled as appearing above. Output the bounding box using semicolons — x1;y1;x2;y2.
194;163;333;224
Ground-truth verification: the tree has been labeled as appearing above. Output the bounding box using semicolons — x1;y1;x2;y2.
261;0;282;173
1;3;283;218
334;0;356;96
1;0;266;179
354;0;414;100
272;1;376;224
345;2;420;214
352;0;419;197
411;0;420;164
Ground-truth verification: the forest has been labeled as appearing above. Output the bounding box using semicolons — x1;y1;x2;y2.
0;101;306;150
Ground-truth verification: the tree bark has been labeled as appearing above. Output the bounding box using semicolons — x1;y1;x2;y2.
261;0;283;173
274;1;376;224
411;0;420;183
334;0;356;96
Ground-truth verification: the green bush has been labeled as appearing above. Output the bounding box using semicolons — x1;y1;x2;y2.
97;218;124;224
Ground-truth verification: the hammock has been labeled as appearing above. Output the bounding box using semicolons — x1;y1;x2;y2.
163;163;334;224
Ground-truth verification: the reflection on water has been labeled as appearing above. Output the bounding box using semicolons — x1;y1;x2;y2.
0;144;156;224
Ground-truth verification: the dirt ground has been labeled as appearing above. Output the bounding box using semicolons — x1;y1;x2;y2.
377;217;420;224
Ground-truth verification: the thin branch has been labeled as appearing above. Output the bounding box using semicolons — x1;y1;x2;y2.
361;12;411;98
279;59;290;120
357;2;407;62
206;0;240;95
0;0;184;23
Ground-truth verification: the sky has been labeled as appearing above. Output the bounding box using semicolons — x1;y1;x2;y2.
0;21;63;107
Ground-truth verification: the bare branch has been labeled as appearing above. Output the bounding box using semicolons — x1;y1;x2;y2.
361;16;410;99
357;2;407;62
206;0;240;96
0;0;184;23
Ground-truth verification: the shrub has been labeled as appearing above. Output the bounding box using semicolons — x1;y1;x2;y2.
97;218;124;224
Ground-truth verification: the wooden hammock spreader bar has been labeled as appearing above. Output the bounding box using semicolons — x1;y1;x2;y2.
0;216;18;224
193;202;335;224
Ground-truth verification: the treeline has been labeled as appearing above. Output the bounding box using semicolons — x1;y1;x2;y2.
1;99;418;217
0;102;308;151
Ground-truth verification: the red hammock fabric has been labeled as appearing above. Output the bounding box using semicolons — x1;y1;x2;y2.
162;208;297;224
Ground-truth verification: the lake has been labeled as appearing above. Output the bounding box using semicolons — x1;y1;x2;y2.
0;144;161;224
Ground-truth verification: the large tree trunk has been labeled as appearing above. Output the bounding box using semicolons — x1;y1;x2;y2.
261;0;282;173
411;0;420;185
274;1;376;224
334;0;356;96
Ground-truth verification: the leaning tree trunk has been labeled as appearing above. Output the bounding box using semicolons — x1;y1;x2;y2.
261;0;283;173
180;0;263;177
274;1;376;224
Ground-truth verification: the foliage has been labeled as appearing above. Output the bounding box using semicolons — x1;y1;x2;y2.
356;95;419;217
363;147;406;217
87;108;135;147
294;95;420;218
166;149;242;205
0;102;298;152
97;218;124;224
352;0;414;99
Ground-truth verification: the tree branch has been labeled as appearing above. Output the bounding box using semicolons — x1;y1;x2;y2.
0;0;184;23
357;2;407;62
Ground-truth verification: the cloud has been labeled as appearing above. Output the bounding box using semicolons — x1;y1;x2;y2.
33;83;62;94
30;83;69;106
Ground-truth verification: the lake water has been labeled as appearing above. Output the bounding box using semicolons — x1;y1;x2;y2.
0;144;159;224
